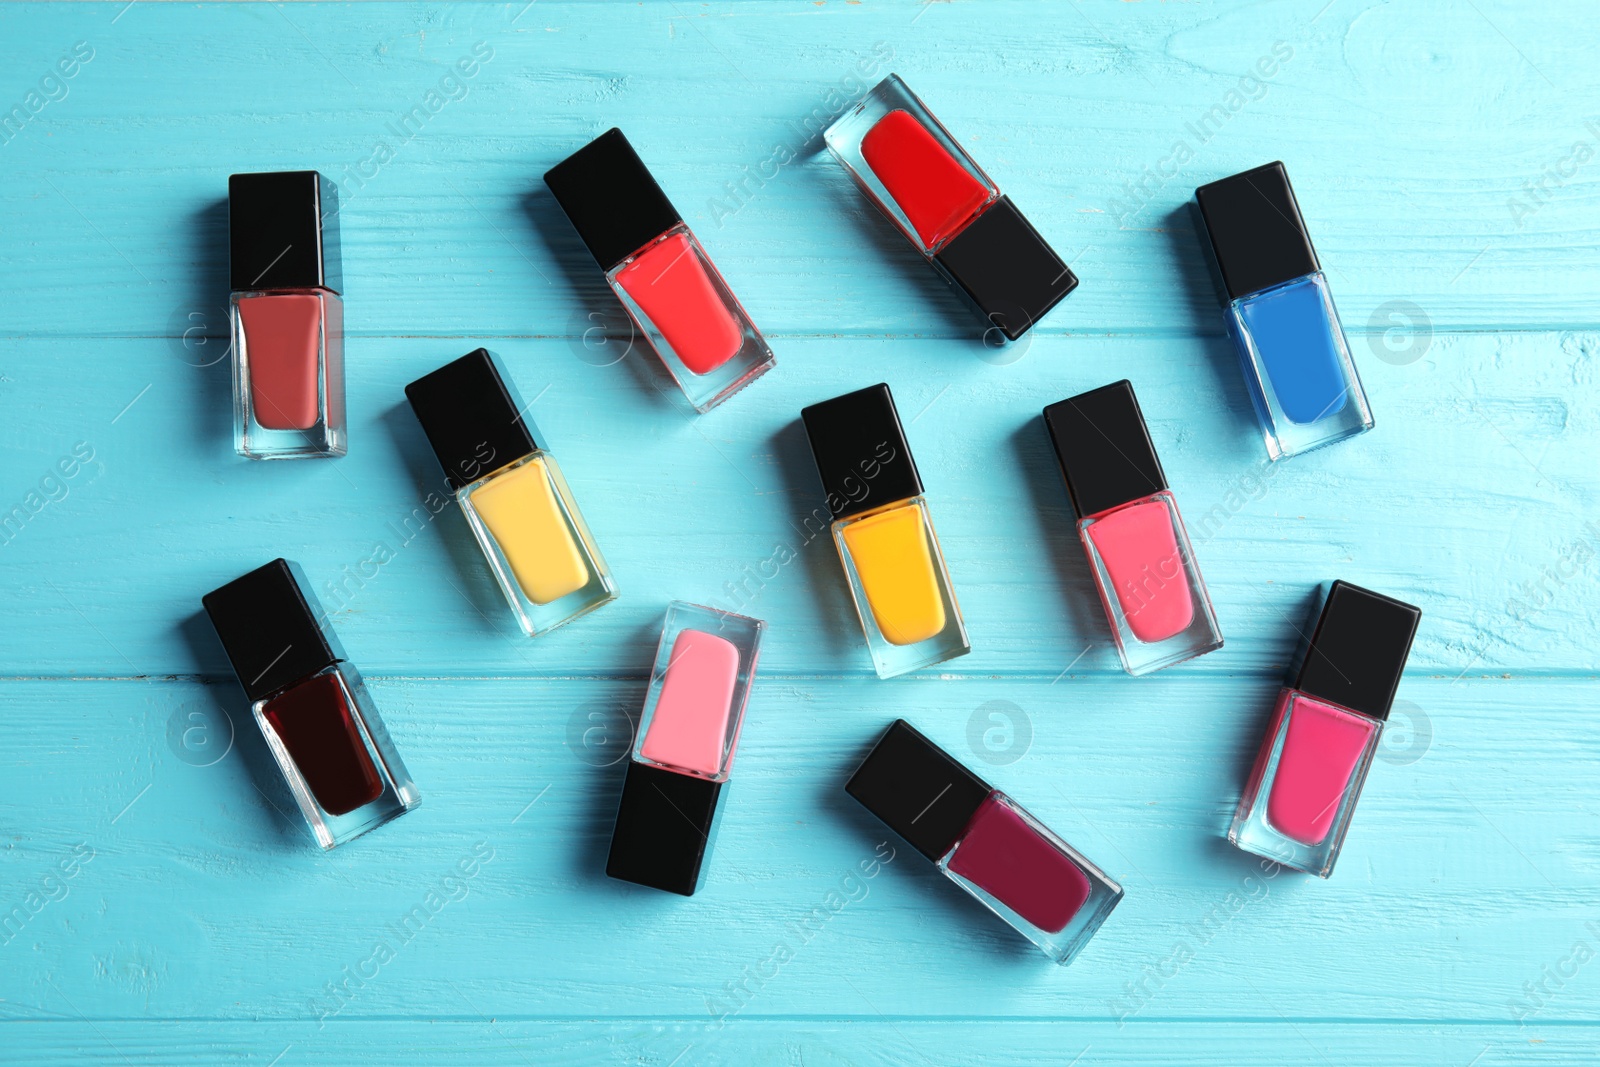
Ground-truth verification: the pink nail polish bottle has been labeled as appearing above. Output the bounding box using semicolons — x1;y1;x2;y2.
1230;581;1421;877
606;601;764;896
1045;380;1223;675
544;129;775;413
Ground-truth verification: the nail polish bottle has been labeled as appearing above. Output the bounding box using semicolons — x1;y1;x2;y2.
801;383;969;678
606;601;764;896
405;349;616;636
1195;162;1373;460
823;74;1077;341
544;129;775;413
1044;380;1223;675
202;559;419;849
1230;581;1421;877
847;720;1121;964
228;171;345;459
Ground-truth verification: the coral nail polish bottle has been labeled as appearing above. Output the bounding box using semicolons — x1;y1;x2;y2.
1195;162;1373;460
1044;380;1222;675
228;171;345;459
544;128;775;413
1230;581;1421;877
607;601;764;896
202;559;419;849
801;383;969;678
824;74;1077;340
847;720;1121;964
405;349;616;637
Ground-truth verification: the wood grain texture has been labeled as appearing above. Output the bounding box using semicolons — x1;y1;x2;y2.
1;1;1597;1064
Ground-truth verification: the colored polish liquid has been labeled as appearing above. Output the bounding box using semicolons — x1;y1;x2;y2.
237;294;324;430
615;233;742;375
261;671;382;816
861;109;990;250
638;629;740;777
946;793;1091;934
468;456;590;606
1266;696;1378;846
1084;499;1194;643
1235;276;1349;425
840;504;946;646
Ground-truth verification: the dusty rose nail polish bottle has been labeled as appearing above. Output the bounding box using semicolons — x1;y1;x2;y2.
228;171;345;459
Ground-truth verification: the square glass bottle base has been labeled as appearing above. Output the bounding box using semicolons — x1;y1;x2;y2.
230;290;346;459
832;498;970;678
457;453;617;637
253;664;419;850
1079;492;1223;676
1225;273;1373;461
1228;689;1381;877
939;794;1122;964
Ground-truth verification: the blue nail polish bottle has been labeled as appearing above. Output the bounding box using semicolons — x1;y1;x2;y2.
1196;163;1373;460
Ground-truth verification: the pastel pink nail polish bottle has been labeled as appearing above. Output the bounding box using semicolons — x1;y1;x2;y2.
607;601;764;896
1045;380;1223;675
1230;581;1421;877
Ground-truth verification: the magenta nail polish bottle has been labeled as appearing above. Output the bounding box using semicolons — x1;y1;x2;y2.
847;720;1121;964
1045;380;1222;675
1230;581;1421;877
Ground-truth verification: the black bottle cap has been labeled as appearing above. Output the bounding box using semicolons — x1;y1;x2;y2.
845;720;991;863
800;383;924;522
228;171;342;293
1292;581;1421;721
404;349;543;490
544;128;684;272
606;761;724;896
1043;379;1168;520
1194;161;1320;301
202;559;345;704
934;196;1076;340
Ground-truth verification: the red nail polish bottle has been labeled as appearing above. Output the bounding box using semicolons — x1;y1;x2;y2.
847;720;1122;965
545;129;775;413
1045;380;1223;675
228;171;345;459
203;559;418;848
824;75;1077;341
1231;582;1421;877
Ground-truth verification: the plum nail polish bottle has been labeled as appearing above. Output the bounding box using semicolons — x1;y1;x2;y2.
801;383;969;678
405;349;616;637
847;720;1121;964
1195;162;1373;460
202;559;418;849
824;74;1077;340
1045;380;1222;675
607;601;764;896
228;171;345;459
544;129;775;413
1230;581;1421;877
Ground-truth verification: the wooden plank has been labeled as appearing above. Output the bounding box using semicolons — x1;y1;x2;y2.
1;676;1594;1022
0;333;1589;677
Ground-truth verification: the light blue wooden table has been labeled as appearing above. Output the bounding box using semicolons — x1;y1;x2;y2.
2;1;1597;1063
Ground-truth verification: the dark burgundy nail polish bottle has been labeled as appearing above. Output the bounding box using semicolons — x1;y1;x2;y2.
203;559;418;848
847;720;1121;964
